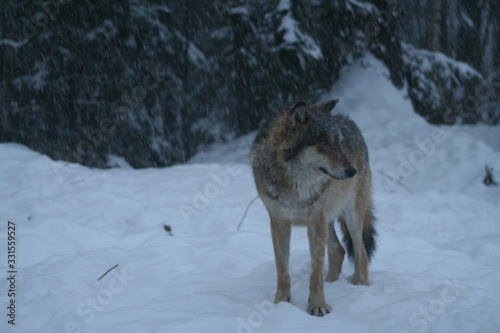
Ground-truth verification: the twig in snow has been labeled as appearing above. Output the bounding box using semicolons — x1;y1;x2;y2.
483;165;497;186
97;264;119;281
237;196;259;231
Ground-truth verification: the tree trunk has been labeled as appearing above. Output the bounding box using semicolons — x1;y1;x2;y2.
425;0;443;51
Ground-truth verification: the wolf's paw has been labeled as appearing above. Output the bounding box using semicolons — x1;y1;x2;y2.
325;270;341;282
351;275;369;286
307;303;331;316
273;292;291;304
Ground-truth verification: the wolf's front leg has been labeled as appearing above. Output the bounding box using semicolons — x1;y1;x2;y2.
270;217;291;303
307;218;331;316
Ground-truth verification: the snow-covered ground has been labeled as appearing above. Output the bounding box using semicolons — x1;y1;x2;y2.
1;56;500;333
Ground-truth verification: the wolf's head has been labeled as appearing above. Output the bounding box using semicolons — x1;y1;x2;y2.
283;100;357;181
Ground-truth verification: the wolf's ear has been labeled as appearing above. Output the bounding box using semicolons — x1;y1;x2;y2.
289;101;309;125
320;99;339;113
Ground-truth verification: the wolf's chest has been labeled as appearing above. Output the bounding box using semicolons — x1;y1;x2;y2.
268;176;329;209
262;176;351;224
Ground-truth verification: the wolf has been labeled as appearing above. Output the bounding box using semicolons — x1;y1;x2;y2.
250;100;376;316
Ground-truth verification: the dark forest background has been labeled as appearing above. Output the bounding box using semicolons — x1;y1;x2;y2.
1;0;499;168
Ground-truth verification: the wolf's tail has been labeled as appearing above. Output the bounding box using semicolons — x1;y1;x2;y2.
339;206;377;261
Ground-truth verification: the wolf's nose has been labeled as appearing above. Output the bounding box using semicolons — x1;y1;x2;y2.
345;168;357;178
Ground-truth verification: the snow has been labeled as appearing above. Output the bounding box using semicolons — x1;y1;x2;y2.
173;31;208;69
403;43;482;78
461;12;475;28
229;6;249;15
0;38;27;50
346;0;378;13
106;155;133;169
277;0;323;61
2;55;500;333
11;61;49;91
85;20;119;41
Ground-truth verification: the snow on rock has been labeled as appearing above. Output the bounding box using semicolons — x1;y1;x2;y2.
403;43;481;78
402;43;489;124
1;56;500;333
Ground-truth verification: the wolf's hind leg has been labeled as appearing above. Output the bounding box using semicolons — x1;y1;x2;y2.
326;221;345;282
342;204;369;285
